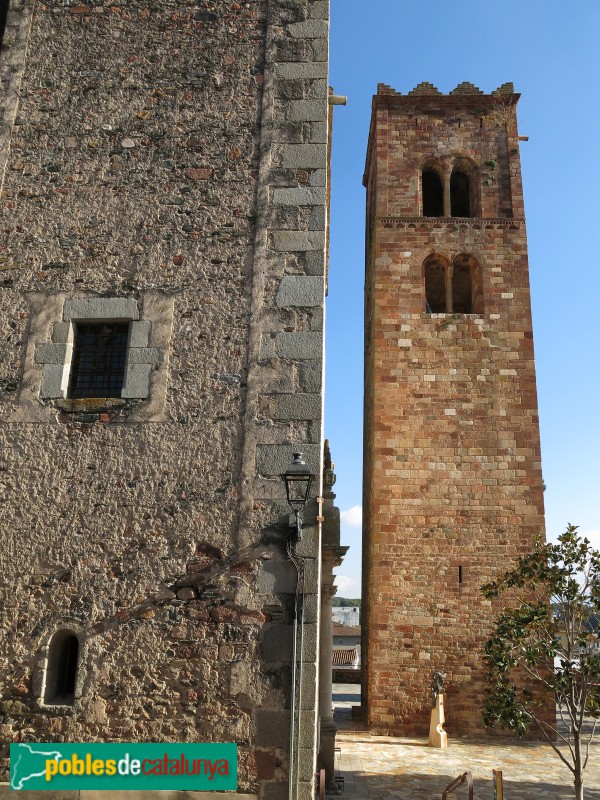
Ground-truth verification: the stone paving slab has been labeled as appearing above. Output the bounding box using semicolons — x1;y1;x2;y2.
331;685;600;800
333;729;600;799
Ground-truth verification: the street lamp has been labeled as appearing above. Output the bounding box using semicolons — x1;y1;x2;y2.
281;452;315;800
281;452;314;540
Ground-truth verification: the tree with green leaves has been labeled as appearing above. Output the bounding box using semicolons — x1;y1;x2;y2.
481;525;600;800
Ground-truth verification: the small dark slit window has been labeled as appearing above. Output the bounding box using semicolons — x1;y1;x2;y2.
425;261;446;313
0;1;9;51
450;170;471;217
45;632;79;705
422;170;444;217
68;323;129;399
458;565;463;584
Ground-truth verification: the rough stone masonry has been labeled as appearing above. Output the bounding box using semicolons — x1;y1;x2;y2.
0;2;330;799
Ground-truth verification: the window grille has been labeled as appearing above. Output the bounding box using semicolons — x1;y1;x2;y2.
68;323;130;399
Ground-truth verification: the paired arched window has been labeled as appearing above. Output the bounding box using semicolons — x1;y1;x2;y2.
424;253;482;314
421;157;478;218
44;630;79;705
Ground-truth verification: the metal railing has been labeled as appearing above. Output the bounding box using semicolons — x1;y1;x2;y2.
442;771;473;800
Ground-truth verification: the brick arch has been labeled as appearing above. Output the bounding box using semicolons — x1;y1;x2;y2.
451;155;478;172
423;253;450;312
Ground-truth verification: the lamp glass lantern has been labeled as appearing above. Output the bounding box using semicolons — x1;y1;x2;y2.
281;452;314;513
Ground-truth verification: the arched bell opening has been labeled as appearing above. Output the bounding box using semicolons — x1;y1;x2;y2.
450;169;472;217
422;168;444;217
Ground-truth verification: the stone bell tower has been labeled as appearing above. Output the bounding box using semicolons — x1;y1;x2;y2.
362;81;554;736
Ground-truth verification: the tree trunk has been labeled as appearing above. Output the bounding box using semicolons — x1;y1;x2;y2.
573;732;584;800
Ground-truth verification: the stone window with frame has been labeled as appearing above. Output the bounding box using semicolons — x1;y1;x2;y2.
11;293;173;423
34;297;162;402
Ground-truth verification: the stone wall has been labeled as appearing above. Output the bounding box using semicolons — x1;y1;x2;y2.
0;2;329;799
362;83;555;737
0;0;32;190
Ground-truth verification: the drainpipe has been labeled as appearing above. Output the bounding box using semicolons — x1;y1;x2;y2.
287;533;307;800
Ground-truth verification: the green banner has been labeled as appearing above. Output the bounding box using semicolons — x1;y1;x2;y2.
10;742;237;791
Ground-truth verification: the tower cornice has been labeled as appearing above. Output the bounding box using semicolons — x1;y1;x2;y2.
376;216;524;229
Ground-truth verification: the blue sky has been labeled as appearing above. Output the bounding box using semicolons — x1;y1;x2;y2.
325;0;600;597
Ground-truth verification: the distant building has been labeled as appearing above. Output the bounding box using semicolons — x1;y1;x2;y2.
332;624;361;683
333;623;361;649
332;605;361;626
332;649;359;670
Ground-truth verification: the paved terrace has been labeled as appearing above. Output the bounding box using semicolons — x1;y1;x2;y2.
331;685;600;800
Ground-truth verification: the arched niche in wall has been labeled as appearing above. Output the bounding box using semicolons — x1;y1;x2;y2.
44;629;80;706
421;161;444;217
423;253;449;313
